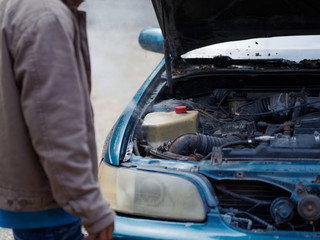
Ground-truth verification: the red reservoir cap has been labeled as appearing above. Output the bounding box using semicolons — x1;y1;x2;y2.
175;106;187;113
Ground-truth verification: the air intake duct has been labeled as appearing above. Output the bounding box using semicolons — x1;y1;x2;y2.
169;133;239;156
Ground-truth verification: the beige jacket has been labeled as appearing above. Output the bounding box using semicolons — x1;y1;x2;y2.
0;0;115;233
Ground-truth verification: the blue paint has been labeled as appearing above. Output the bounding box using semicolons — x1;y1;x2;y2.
139;27;164;54
112;212;318;239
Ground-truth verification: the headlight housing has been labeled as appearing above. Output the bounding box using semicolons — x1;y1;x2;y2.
99;161;207;222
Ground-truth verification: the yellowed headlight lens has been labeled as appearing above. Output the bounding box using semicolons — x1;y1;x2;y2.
99;161;206;222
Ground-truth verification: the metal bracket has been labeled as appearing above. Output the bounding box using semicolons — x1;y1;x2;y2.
210;147;223;165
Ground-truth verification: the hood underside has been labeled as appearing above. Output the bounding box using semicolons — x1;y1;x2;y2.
152;0;320;58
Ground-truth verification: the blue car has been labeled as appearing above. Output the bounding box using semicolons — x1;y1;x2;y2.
99;0;320;239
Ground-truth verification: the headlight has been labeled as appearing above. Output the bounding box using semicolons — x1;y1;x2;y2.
99;162;206;222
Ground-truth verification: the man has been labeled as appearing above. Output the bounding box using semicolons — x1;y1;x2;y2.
0;0;115;239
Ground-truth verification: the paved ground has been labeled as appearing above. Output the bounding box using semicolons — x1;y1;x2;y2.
0;0;162;238
86;0;162;157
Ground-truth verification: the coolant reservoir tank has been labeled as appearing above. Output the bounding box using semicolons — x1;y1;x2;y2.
142;106;198;147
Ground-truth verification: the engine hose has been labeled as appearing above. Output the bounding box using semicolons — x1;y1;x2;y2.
208;89;232;105
169;133;240;156
238;211;276;230
215;185;271;206
235;98;268;122
220;140;251;149
235;93;304;122
232;216;253;230
269;124;283;135
220;208;275;230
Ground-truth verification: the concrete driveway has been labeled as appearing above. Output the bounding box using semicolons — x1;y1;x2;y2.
86;0;163;157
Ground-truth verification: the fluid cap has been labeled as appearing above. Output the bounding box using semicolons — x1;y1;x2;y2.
175;106;187;113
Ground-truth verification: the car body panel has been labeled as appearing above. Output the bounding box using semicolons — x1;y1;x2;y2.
152;0;320;58
113;213;319;240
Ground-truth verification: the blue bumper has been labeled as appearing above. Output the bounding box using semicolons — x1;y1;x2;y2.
113;212;318;240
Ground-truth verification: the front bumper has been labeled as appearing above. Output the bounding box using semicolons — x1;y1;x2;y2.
113;211;318;240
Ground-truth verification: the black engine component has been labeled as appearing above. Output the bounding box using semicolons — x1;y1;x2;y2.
270;197;295;225
208;89;234;105
235;93;298;122
294;114;320;135
168;133;240;157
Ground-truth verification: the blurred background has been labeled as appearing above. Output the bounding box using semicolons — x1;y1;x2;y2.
84;0;163;157
0;0;162;238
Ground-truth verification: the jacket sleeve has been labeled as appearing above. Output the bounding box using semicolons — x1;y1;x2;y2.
13;10;115;233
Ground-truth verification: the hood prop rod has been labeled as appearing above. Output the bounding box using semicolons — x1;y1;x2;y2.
163;38;173;95
161;0;173;95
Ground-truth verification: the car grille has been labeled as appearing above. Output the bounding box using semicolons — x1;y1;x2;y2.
212;180;291;229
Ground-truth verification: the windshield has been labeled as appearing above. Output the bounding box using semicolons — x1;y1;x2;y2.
182;35;320;62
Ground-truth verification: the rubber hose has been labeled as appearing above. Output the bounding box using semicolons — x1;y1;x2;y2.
169;133;240;156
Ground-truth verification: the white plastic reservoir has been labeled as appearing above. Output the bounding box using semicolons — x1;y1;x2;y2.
141;106;199;147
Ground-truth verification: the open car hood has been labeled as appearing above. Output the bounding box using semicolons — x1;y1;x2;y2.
152;0;320;58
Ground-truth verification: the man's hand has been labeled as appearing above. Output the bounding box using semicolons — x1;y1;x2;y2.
84;222;114;240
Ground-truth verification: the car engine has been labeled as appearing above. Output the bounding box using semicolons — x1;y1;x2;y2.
132;83;320;233
136;88;320;161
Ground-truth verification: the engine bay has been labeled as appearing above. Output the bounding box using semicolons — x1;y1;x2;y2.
135;86;320;161
129;74;320;233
